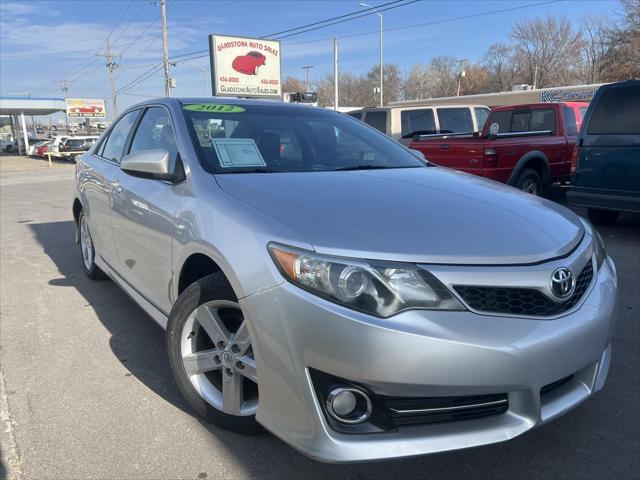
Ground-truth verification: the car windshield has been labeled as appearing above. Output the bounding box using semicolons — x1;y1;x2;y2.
182;102;424;173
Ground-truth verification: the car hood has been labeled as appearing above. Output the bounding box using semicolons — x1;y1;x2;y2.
216;167;584;265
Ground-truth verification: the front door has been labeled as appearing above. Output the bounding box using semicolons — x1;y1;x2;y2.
110;106;184;315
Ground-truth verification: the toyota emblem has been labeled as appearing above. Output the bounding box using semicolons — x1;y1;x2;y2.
550;267;576;300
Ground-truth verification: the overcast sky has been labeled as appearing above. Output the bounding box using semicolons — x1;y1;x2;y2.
0;0;617;118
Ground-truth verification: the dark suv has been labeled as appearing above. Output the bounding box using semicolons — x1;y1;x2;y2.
568;80;640;224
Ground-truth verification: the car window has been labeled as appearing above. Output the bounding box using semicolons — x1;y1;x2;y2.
347;111;362;120
587;85;640;135
363;111;387;133
401;109;436;138
101;110;140;163
437;108;474;133
530;109;556;133
474;107;490;130
182;103;423;173
129;107;178;170
563;107;579;136
510;111;530;132
487;112;509;134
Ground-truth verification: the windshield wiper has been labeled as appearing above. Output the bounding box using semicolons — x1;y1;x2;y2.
333;165;391;171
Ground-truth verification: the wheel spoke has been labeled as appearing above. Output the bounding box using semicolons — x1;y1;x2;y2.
222;371;243;415
237;355;257;383
231;321;251;355
197;304;232;344
182;349;219;376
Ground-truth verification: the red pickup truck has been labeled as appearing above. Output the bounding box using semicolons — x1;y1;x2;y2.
409;102;588;195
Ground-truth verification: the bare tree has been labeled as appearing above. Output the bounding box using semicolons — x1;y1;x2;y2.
282;76;306;93
579;15;609;83
364;64;403;105
403;63;431;100
510;15;582;88
600;0;640;81
459;63;492;95
484;42;522;91
426;56;458;97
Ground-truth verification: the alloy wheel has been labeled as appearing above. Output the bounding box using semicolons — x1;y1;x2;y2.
521;178;539;195
80;215;94;270
180;300;258;416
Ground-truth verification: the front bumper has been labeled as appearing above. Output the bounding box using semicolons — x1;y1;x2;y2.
240;257;617;463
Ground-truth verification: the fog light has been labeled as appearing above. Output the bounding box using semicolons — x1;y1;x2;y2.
326;387;372;424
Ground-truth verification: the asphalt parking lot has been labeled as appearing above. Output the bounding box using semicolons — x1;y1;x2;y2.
1;155;638;480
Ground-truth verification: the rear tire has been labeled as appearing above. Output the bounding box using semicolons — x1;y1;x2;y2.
78;211;107;280
515;169;542;195
166;272;262;434
587;208;620;226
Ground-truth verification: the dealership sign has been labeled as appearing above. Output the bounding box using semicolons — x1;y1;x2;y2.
65;99;106;118
540;88;598;103
208;35;281;98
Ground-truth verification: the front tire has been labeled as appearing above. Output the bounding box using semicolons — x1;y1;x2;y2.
78;211;107;280
587;208;620;225
166;272;261;434
515;169;542;195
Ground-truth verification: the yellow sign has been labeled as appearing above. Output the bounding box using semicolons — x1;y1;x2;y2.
66;99;106;118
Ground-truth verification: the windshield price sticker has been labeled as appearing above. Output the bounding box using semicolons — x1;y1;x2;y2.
183;104;246;113
212;138;266;168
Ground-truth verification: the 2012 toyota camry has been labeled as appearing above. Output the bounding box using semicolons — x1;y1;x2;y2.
73;98;617;463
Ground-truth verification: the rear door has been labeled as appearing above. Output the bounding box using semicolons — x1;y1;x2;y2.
578;84;640;193
80;109;141;268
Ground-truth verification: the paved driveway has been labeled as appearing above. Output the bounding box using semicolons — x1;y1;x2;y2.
1;158;638;479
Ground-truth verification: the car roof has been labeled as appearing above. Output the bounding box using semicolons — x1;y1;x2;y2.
491;102;588;112
122;97;329;113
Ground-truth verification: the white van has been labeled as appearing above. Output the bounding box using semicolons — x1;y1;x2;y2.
347;105;491;145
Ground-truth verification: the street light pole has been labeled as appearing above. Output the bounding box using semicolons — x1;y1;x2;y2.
455;58;468;97
301;65;314;91
360;3;383;107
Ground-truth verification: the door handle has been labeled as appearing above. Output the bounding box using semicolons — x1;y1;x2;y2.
110;182;122;193
440;144;449;150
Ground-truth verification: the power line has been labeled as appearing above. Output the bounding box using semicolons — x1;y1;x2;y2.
283;0;564;46
267;0;407;38
168;0;418;62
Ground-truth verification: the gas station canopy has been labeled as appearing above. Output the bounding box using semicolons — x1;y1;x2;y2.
0;96;66;116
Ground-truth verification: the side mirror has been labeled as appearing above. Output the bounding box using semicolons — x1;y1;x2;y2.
121;149;179;182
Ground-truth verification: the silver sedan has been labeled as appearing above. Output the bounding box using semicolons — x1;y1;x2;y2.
73;98;617;463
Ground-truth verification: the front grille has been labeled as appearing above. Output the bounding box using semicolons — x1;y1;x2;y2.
384;393;508;427
454;260;593;317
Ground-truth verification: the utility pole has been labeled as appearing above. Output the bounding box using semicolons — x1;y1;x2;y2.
301;65;314;91
161;0;171;97
455;58;468;96
54;79;74;131
333;37;339;110
97;38;118;118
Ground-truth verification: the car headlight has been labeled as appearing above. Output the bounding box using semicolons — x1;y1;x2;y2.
593;229;606;270
268;244;465;317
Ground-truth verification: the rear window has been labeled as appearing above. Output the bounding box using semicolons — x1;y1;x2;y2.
587;86;640;135
347;111;362;120
530;109;556;133
437;108;473;133
363;111;387;133
401;109;436;138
